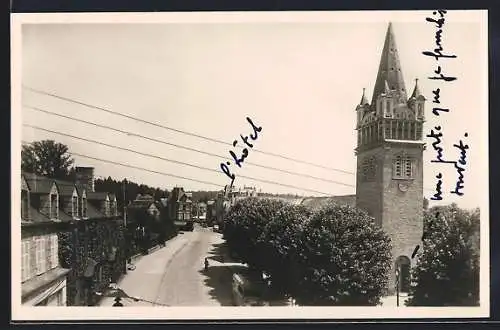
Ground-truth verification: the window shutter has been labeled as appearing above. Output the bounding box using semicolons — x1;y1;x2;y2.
22;241;31;282
52;235;58;268
46;236;52;270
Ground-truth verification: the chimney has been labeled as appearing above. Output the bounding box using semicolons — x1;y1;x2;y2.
75;167;95;192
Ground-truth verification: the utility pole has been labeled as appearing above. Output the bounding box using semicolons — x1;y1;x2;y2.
123;179;127;228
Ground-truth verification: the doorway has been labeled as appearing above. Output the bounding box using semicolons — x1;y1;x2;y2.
395;256;411;293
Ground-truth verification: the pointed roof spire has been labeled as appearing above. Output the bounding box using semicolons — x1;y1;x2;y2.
371;22;407;106
360;88;369;105
410;78;422;98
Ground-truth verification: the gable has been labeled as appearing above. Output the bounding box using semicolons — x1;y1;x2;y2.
21;175;29;191
50;182;59;195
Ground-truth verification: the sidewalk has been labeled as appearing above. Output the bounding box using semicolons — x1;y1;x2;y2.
98;234;190;306
380;293;409;307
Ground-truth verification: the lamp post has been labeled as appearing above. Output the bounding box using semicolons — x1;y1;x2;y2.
395;266;400;307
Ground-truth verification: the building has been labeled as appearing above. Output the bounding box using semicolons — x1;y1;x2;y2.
126;193;168;253
167;187;193;230
354;22;425;293
21;173;71;306
128;194;161;220
68;167;127;306
300;195;356;209
21;167;127;306
192;202;207;221
227;186;258;205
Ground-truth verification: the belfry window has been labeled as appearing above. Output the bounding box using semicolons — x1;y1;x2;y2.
394;155;413;179
361;157;377;182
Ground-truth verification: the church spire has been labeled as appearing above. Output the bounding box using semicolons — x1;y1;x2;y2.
371;22;407;107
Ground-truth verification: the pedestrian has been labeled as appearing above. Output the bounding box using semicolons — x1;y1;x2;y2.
112;296;124;307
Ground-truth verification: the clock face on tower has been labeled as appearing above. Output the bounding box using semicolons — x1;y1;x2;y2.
398;182;409;192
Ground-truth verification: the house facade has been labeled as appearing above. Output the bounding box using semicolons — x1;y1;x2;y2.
168;187;193;229
21;173;71;306
21;167;127;306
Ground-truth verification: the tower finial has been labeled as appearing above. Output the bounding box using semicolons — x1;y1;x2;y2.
410;77;422;98
360;87;369;105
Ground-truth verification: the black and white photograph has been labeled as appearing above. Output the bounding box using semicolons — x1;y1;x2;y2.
11;10;489;320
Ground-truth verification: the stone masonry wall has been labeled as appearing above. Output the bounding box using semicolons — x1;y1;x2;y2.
381;143;424;293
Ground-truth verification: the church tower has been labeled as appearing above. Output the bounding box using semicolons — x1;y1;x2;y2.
355;23;425;294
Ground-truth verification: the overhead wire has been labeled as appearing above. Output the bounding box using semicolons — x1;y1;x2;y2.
22;138;336;196
23;85;354;175
24;105;356;188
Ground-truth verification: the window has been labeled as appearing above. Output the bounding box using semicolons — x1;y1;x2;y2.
50;194;58;220
394;155;414;179
35;237;47;275
385;125;391;139
416;123;423;140
21;190;29;220
72;196;78;218
417;103;423;117
385;100;391;117
21;240;31;282
82;197;87;218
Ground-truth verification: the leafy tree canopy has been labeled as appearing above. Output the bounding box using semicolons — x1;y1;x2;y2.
22;140;75;180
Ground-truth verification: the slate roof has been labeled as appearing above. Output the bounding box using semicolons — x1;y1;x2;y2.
27;206;50;223
23;173;55;194
87;203;106;219
87;192;109;200
53;179;77;196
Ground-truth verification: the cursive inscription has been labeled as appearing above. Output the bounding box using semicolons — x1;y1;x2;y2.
423;10;468;201
220;117;262;188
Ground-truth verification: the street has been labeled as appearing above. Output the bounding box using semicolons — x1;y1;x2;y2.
99;224;236;307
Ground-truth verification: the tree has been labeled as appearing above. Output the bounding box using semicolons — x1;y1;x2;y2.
223;198;392;306
294;203;392;306
260;203;311;297
223;197;284;266
406;204;480;306
22;140;74;180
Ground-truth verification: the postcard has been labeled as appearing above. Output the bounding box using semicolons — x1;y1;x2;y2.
11;9;489;321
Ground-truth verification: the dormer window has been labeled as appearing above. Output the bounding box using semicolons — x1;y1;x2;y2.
50;193;58;220
82;197;87;218
72;193;79;219
105;198;111;217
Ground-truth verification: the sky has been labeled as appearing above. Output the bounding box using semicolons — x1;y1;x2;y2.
17;11;488;210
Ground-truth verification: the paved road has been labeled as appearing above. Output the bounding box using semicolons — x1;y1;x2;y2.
99;224;235;307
